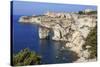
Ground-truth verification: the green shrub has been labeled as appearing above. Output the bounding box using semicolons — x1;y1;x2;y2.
78;11;85;14
13;48;41;66
86;11;97;15
82;26;97;59
78;10;97;15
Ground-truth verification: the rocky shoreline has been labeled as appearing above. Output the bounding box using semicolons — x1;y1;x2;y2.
19;11;97;62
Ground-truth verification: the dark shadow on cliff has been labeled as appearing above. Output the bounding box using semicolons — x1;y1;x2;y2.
46;28;54;40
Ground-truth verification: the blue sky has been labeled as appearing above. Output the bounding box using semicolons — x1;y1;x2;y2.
12;1;97;15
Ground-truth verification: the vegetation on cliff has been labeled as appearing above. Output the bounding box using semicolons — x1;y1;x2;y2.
78;11;97;15
82;26;97;59
12;48;41;66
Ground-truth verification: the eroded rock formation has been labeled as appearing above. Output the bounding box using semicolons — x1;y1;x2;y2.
19;12;97;61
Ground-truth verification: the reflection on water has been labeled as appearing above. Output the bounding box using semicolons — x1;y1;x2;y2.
13;15;79;64
39;40;79;64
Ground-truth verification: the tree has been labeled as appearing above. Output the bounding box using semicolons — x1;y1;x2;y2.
12;48;41;66
78;11;84;15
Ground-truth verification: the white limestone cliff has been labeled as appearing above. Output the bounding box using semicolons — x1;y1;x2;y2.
19;11;97;61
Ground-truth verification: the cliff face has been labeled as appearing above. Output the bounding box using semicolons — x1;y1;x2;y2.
19;12;97;60
19;13;96;40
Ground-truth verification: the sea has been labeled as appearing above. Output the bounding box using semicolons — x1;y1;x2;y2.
12;15;79;64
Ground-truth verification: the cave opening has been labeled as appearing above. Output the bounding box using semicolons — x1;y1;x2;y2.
46;29;54;40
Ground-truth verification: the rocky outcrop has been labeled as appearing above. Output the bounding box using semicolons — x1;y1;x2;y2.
39;27;50;39
19;12;97;61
